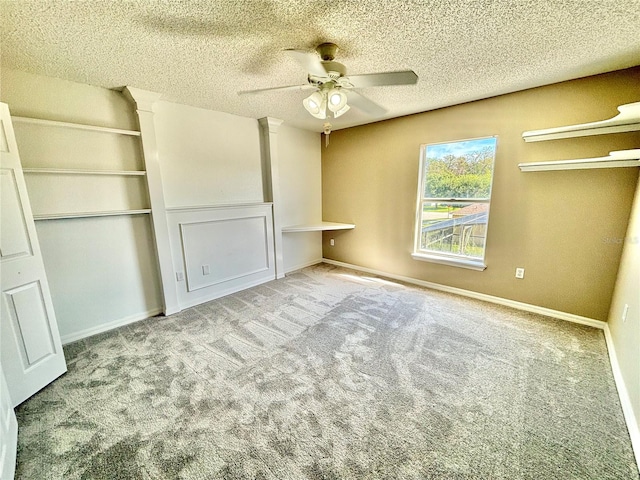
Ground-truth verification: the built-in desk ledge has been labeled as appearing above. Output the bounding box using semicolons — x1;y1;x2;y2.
518;149;640;172
522;102;640;142
282;221;355;233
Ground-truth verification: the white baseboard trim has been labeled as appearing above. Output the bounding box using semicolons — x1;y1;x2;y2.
284;258;323;274
61;307;164;345
603;325;640;470
322;258;639;472
322;258;605;329
177;275;275;311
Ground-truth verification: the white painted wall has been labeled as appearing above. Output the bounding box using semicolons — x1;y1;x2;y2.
278;125;322;272
1;69;324;341
608;171;640;464
0;69;163;342
0;68;137;129
151;102;322;302
36;216;163;343
153;101;263;208
151;100;277;308
167;204;276;309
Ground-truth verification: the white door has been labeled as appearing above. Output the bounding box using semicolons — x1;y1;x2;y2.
0;360;18;480
0;102;66;409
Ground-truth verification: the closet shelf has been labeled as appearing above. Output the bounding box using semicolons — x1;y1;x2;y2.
33;209;151;221
282;221;355;232
11;116;141;137
518;149;640;172
23;168;146;176
522;102;640;142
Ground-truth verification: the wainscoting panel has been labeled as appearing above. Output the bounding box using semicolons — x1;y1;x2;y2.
181;216;269;292
167;203;275;309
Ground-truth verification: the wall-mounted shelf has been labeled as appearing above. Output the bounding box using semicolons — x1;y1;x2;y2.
282;221;355;233
519;149;640;172
33;209;152;221
11;116;141;137
23;168;146;176
522;102;640;142
15;114;151;222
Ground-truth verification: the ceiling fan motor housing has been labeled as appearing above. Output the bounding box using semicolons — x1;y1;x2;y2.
316;42;339;61
314;43;346;80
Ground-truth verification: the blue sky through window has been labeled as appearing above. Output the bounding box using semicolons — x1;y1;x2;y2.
426;137;496;159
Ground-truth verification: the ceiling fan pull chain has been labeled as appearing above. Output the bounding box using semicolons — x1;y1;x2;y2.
323;122;332;147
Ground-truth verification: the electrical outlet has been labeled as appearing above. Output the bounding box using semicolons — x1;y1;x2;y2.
176;272;184;282
622;304;629;322
202;264;210;275
330;238;335;246
515;267;525;279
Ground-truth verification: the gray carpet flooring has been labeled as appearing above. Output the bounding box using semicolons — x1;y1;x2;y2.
15;263;639;479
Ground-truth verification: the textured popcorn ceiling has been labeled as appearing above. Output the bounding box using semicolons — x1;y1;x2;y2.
1;0;639;132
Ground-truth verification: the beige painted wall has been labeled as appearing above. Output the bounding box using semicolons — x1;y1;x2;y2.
322;67;640;321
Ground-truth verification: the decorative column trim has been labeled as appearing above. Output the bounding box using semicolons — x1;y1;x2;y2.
259;117;285;279
123;87;162;112
123;87;180;315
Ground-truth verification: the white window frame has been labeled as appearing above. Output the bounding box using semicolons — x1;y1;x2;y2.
412;136;497;271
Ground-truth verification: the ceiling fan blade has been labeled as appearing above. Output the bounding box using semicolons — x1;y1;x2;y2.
238;84;315;95
347;70;418;88
284;49;328;78
346;90;387;116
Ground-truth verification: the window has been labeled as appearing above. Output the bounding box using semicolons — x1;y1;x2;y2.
413;136;497;270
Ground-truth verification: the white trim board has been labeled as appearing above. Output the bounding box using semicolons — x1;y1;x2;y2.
284;258;323;274
61;307;163;345
166;202;273;213
603;325;640;471
321;258;639;472
176;274;275;311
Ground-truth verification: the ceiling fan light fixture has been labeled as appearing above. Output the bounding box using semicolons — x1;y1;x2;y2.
333;103;350;118
327;88;348;112
303;91;327;119
243;42;415;123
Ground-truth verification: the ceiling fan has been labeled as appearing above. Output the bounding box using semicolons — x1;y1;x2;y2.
239;42;418;120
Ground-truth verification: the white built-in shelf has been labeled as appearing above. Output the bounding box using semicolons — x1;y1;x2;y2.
23;168;146;176
519;149;640;172
282;221;355;233
11;116;141;137
522;102;640;142
33;209;151;221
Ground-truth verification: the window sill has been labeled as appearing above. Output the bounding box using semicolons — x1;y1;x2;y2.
411;253;487;271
